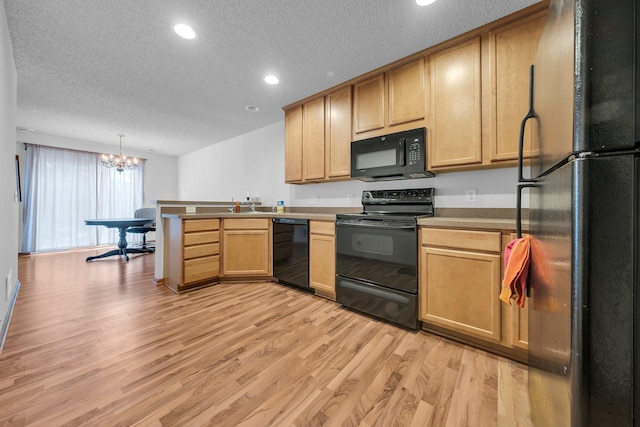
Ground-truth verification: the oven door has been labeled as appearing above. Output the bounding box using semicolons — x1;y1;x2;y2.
335;218;417;293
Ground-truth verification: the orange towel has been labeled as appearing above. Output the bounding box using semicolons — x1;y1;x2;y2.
499;235;531;308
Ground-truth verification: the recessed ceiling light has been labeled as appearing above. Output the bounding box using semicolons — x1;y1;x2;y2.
416;0;436;5
245;105;260;113
173;24;196;40
17;127;36;133
264;75;279;85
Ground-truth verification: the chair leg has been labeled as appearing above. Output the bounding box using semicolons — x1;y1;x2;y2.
142;233;155;252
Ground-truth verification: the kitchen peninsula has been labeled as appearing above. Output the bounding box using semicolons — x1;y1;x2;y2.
157;205;529;362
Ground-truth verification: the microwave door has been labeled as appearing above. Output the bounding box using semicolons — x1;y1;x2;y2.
352;140;403;176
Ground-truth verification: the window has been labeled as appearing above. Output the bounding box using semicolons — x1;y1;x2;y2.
21;144;145;252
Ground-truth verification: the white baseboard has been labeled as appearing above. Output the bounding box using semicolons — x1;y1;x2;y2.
0;280;20;353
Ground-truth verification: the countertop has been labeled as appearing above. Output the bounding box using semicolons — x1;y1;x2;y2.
162;211;338;222
417;216;528;231
162;207;529;231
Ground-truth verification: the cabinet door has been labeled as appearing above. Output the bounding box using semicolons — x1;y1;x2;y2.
420;246;501;342
222;230;271;276
429;37;482;168
309;234;335;297
388;58;425;126
488;12;546;162
511;299;530;350
325;86;352;178
284;106;303;183
303;97;326;180
353;74;385;134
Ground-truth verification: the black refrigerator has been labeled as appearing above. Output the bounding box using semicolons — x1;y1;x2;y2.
517;0;639;425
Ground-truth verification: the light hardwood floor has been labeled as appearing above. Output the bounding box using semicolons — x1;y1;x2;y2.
0;249;531;426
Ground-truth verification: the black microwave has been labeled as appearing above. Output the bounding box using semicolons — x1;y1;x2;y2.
350;127;434;181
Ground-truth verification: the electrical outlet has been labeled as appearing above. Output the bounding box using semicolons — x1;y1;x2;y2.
185;206;196;214
309;194;319;204
465;189;478;203
348;193;354;204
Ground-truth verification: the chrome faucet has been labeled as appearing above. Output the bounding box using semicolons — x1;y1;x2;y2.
242;200;257;212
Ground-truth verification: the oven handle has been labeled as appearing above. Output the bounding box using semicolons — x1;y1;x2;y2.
339;279;411;304
336;220;416;230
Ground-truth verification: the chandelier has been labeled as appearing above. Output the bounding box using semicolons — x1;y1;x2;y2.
101;134;138;172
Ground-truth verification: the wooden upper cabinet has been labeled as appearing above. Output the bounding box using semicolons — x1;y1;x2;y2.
353;58;426;139
325;86;352;178
486;11;546;163
388;58;425;126
284;5;548;177
284;106;303;183
429;37;482;169
353;74;385;134
303;97;326;181
284;87;352;184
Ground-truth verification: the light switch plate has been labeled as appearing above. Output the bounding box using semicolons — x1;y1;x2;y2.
309;195;319;204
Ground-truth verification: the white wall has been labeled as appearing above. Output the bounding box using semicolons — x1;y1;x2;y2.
0;1;18;340
178;121;289;206
178;120;527;210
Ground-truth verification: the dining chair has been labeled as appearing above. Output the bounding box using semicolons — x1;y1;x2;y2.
127;207;156;251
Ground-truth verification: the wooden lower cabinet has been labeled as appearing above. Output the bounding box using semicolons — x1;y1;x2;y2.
419;226;528;360
309;220;336;299
221;218;272;278
420;228;502;342
165;218;220;293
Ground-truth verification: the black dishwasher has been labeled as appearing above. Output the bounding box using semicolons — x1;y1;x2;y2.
272;218;312;292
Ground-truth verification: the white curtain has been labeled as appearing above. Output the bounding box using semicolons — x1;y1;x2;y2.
22;144;145;253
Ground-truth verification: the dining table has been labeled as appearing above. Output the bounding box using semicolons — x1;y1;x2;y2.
84;218;155;262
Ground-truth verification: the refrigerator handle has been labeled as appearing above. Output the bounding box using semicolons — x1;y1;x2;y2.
518;65;537;183
516;183;535;239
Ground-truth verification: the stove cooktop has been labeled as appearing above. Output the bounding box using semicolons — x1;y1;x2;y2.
337;188;435;221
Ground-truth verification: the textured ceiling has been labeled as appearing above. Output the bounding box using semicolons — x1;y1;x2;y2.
4;0;540;156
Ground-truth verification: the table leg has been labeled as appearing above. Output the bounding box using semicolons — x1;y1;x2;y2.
85;221;154;262
86;226;132;262
117;226;129;261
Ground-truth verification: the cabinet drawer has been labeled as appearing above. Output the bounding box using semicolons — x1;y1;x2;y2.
184;243;219;260
184;219;220;232
184;230;219;246
420;228;501;252
184;255;219;283
310;220;335;235
223;218;270;230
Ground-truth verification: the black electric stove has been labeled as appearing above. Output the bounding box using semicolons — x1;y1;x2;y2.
335;188;434;329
